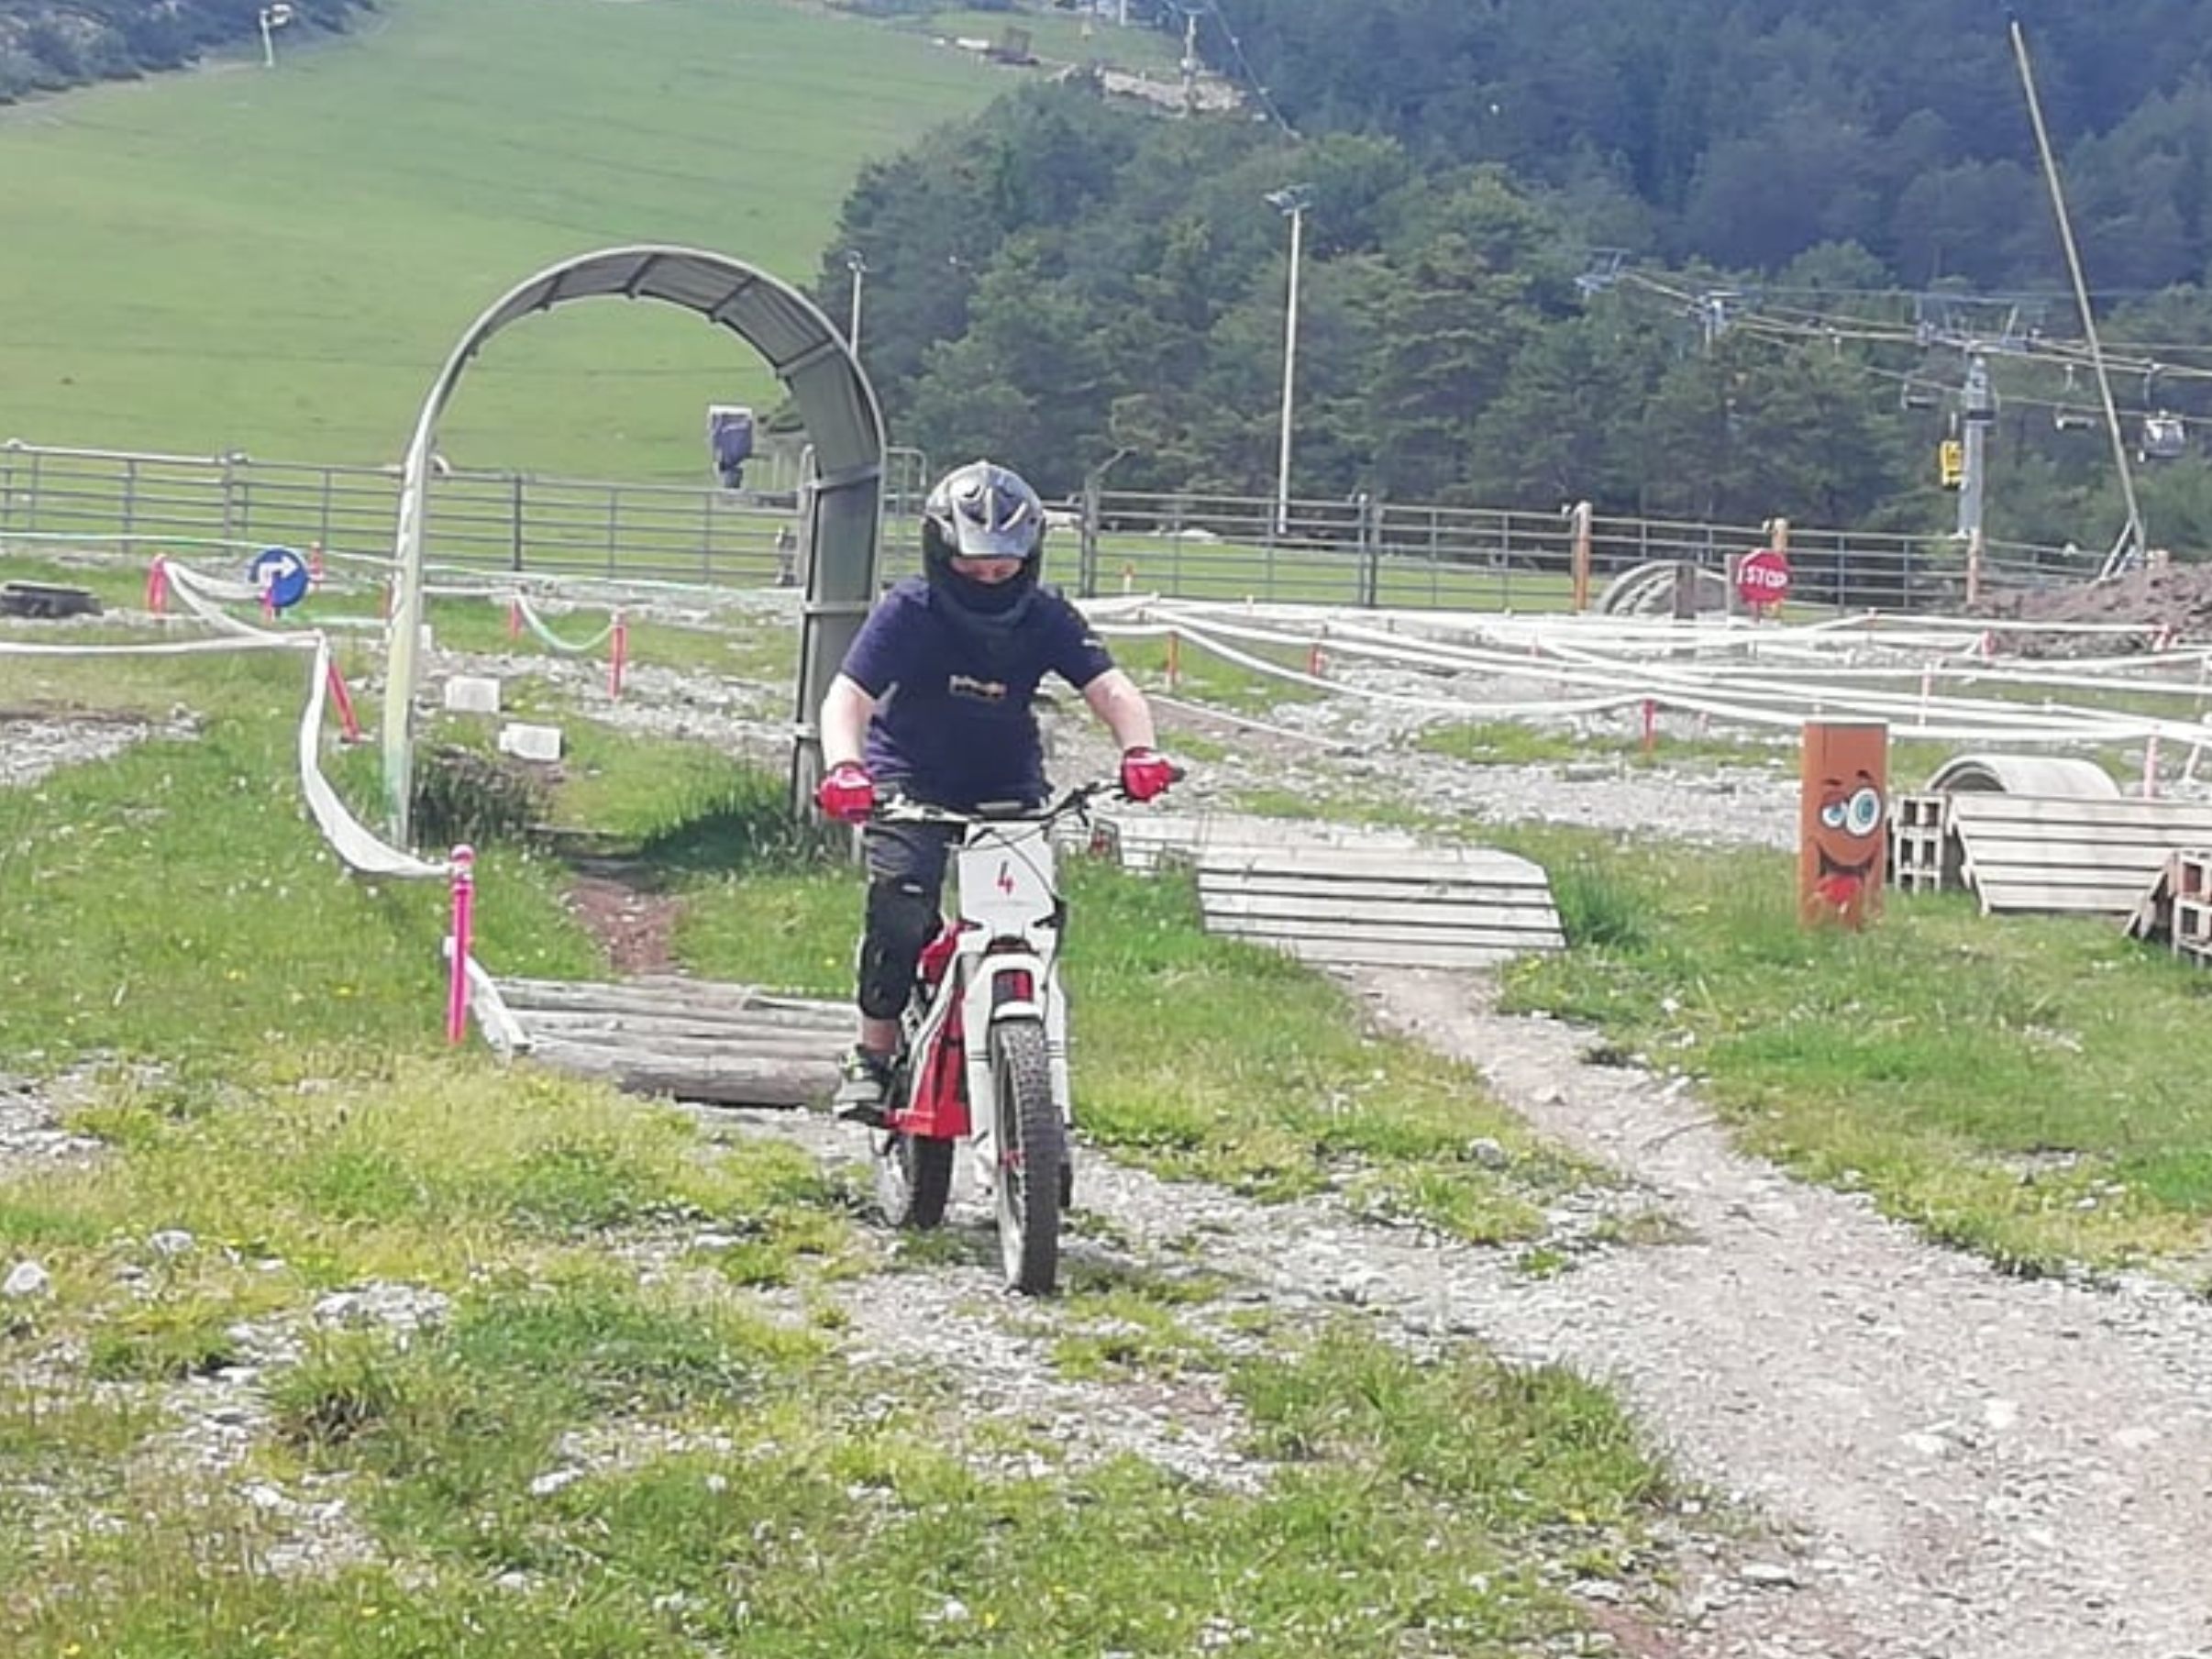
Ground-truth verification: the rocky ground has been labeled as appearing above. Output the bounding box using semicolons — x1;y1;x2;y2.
5;603;2210;1656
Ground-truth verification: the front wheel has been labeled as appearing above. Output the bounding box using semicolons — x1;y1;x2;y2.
990;1019;1063;1295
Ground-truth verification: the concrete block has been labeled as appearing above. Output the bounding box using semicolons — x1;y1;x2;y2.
443;674;502;714
497;721;564;763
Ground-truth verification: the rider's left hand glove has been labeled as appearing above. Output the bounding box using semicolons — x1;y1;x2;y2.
1119;747;1178;802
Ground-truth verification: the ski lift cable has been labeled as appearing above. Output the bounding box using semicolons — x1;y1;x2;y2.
1195;0;1296;136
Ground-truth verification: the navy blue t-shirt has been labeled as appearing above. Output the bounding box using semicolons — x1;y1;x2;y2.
839;578;1115;808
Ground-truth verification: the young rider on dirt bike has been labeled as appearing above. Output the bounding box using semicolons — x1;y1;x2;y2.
812;459;1178;1124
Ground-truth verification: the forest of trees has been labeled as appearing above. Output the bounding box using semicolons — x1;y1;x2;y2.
0;0;367;102
819;0;2212;554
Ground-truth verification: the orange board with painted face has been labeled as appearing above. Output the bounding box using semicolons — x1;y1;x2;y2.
1799;722;1888;929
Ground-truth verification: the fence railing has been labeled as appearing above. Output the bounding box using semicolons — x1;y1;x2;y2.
1078;489;2101;614
0;438;2100;612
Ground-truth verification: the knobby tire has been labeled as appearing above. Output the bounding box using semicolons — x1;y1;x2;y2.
874;1055;953;1229
991;1019;1063;1295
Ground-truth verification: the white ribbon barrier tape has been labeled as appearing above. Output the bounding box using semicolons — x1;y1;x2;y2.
297;636;452;880
500;591;618;655
1104;613;2212;749
0;571;450;879
0;635;296;659
162;560;299;640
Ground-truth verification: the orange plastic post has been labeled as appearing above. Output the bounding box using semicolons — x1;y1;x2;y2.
1165;631;1180;691
1798;721;1889;930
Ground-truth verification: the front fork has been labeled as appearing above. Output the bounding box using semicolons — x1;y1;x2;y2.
960;955;1071;1200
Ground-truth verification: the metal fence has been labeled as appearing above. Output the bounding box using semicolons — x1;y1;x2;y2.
1076;489;2100;614
0;437;2099;611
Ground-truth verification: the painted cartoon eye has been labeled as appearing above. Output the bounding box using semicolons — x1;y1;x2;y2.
1844;787;1882;836
1819;800;1848;830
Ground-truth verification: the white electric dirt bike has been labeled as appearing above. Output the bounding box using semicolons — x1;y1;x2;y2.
866;778;1145;1296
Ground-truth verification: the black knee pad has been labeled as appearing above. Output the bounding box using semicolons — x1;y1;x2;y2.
858;877;939;1018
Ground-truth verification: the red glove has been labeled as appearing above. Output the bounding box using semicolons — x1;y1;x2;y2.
815;761;876;824
1119;747;1178;802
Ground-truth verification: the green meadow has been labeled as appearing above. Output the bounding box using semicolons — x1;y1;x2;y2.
0;0;1001;481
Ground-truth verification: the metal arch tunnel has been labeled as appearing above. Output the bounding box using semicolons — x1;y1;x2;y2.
382;245;884;843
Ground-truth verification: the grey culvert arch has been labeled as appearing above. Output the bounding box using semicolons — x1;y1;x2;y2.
382;245;884;843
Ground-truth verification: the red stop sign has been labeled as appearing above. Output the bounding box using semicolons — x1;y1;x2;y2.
1735;547;1791;609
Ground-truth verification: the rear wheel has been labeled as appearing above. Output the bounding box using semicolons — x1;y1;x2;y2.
990;1019;1063;1295
875;1130;954;1229
873;1056;952;1228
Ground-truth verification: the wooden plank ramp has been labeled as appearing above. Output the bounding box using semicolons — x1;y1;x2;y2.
1095;810;1565;969
478;814;1566;1100
1945;794;2212;918
1079;810;1424;873
480;974;847;1107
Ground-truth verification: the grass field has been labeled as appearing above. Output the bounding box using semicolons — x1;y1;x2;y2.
0;0;1002;481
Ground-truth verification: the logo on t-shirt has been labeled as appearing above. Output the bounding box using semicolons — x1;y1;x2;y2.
947;673;1009;703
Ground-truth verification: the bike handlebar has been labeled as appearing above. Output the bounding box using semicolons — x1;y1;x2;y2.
871;769;1183;829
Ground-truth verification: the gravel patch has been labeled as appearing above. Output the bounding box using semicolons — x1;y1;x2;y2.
707;970;2212;1659
9;614;2212;1650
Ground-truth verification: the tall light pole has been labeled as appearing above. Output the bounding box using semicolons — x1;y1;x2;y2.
1265;184;1312;540
845;251;868;356
258;1;292;67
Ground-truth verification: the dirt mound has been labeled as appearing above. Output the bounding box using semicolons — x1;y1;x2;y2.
1974;560;2212;654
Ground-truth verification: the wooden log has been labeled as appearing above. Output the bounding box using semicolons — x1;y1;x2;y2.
495;979;848;1027
522;1036;835;1107
512;1020;844;1062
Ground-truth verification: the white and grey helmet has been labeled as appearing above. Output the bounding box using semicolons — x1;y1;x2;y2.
919;459;1048;621
923;459;1045;565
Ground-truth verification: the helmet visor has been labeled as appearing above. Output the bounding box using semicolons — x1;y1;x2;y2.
935;467;1043;562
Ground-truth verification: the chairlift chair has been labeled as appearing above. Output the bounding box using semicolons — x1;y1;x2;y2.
2052;408;2096;433
1899;380;1939;412
2140;412;2186;462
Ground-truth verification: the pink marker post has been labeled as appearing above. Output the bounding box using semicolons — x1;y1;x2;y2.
325;658;363;744
608;610;629;699
446;845;476;1045
145;555;170;614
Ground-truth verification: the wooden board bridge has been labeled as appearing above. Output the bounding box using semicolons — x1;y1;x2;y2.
466;813;1566;1107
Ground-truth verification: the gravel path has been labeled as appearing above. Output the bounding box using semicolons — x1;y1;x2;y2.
713;966;2212;1659
9;645;2212;1653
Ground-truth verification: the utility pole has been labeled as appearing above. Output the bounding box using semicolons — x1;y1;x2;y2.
1179;6;1200;116
1265;184;1313;540
1957;352;1993;603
